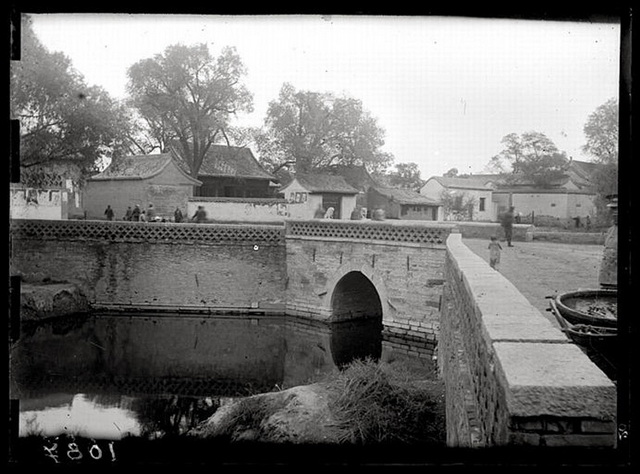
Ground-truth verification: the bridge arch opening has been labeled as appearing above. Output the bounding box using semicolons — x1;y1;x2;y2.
329;271;383;368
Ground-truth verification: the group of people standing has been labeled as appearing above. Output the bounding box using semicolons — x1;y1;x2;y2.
119;203;158;222
103;203;206;223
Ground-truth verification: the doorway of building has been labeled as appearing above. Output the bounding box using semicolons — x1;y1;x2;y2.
322;194;342;219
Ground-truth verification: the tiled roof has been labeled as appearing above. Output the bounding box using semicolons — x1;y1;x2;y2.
286;173;360;194
492;186;596;195
326;165;379;190
89;153;173;180
429;176;497;190
372;187;442;205
174;144;275;181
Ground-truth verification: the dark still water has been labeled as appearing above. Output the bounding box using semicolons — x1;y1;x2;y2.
10;312;382;440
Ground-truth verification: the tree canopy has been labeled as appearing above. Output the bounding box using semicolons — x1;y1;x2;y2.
486;131;569;187
255;83;393;175
582;98;619;208
582;98;618;166
10;17;130;186
379;162;425;190
127;43;253;177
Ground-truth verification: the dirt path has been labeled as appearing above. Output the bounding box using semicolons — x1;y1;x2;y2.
462;238;603;327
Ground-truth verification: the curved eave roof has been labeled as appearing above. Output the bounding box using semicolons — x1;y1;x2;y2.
89;152;202;186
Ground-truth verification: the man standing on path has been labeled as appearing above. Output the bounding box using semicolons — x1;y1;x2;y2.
500;206;515;247
598;195;618;289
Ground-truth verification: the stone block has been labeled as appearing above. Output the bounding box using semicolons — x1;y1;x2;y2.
580;419;616;434
512;418;544;432
542;434;615;448
494;342;616;419
508;432;541;446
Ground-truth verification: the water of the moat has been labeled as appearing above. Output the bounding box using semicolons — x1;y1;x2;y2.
10;312;383;440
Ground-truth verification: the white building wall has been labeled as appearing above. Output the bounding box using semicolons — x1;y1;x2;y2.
10;187;67;220
567;193;597;219
187;199;289;222
421;179;495;221
509;193;570;218
419;179;445;200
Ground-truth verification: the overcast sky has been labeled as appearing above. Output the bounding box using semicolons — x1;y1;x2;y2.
28;14;620;179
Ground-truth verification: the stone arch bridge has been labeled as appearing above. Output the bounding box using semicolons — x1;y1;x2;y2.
284;219;453;357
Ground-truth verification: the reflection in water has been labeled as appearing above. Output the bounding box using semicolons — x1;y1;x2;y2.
20;394;140;440
330;318;383;368
131;395;219;438
12;312;383;439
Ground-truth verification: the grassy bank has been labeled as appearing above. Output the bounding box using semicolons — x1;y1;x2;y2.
201;355;446;446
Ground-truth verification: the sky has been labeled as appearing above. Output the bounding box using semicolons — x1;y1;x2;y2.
28;14;621;179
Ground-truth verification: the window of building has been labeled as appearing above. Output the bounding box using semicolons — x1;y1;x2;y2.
479;197;486;212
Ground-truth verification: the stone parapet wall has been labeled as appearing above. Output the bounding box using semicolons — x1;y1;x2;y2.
286;218;453;245
452;222;534;242
11;220;287;309
439;233;616;447
10;218;285;245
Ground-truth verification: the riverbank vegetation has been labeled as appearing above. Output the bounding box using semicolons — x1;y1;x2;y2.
195;356;446;446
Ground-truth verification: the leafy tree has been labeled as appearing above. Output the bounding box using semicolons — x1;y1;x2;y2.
256;83;393;175
443;168;458;177
582;98;619;223
439;189;476;221
583;98;618;166
10;16;131;187
487;131;569;187
582;98;618;195
127;43;253;177
382;162;425;190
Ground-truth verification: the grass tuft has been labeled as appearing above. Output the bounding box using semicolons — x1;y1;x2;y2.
327;357;444;445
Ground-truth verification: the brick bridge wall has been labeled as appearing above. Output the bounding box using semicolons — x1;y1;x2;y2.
10;219;287;311
285;219;454;357
439;233;616;448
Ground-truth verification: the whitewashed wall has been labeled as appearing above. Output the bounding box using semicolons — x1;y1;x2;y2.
187;198;289;222
10;187;67;220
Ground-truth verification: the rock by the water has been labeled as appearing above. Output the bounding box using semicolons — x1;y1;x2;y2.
19;282;90;321
190;383;345;444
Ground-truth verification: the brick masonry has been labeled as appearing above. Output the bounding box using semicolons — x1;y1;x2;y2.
11;222;287;309
285;235;448;356
439;233;617;448
11;219;617;448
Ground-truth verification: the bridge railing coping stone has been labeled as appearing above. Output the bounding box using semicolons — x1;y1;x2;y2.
444;233;616;445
